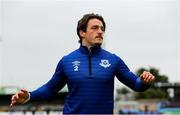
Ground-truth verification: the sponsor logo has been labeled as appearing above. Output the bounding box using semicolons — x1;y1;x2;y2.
72;61;80;71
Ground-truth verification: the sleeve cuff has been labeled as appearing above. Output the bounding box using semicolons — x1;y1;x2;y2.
135;77;151;92
22;92;30;104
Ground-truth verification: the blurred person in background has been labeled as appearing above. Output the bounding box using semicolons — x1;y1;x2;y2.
10;13;155;114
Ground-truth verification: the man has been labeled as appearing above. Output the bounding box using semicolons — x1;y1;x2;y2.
10;13;155;114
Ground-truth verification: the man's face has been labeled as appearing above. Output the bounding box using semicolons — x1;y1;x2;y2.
81;18;105;47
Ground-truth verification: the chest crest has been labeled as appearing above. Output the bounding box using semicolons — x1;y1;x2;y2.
99;59;111;68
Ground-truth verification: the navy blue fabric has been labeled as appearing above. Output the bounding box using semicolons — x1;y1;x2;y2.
30;45;150;114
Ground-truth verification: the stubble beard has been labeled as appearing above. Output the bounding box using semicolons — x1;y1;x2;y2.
94;42;102;46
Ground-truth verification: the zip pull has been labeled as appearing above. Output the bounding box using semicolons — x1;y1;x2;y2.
88;46;93;54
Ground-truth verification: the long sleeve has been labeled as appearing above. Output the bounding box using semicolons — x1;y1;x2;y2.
114;55;150;92
29;58;67;101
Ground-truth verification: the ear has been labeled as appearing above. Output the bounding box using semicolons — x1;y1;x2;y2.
79;30;85;38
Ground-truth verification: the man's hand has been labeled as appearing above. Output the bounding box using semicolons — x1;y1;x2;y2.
10;89;30;107
140;71;155;84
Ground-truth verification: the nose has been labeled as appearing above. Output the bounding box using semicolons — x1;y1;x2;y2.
97;27;104;34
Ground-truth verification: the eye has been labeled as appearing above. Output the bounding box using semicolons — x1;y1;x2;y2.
91;25;105;31
101;27;105;31
91;26;99;30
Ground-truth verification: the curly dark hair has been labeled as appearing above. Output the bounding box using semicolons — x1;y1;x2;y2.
77;13;106;44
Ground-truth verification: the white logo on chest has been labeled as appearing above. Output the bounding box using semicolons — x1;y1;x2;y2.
72;61;80;71
99;59;111;68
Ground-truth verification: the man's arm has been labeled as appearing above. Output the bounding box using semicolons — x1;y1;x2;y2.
29;58;67;101
10;58;67;106
114;55;155;92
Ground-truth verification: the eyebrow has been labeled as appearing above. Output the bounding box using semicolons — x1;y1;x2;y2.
91;25;105;31
91;25;104;27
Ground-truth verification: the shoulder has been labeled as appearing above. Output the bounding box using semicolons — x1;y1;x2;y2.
63;49;80;59
56;49;80;67
100;49;120;60
100;49;126;65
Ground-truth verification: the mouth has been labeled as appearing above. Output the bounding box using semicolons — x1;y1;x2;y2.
96;36;103;40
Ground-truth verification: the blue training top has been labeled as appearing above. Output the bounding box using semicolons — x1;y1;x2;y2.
30;45;150;114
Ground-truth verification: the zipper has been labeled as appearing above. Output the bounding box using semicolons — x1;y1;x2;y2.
88;50;92;76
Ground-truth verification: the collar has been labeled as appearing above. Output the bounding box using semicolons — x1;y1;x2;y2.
79;45;102;55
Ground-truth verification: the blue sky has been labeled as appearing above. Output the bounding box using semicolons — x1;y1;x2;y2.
0;0;179;90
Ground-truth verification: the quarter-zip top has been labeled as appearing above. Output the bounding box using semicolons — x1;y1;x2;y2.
30;45;151;114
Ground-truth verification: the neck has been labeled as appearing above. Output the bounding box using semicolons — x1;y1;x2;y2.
82;44;101;51
82;42;92;51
